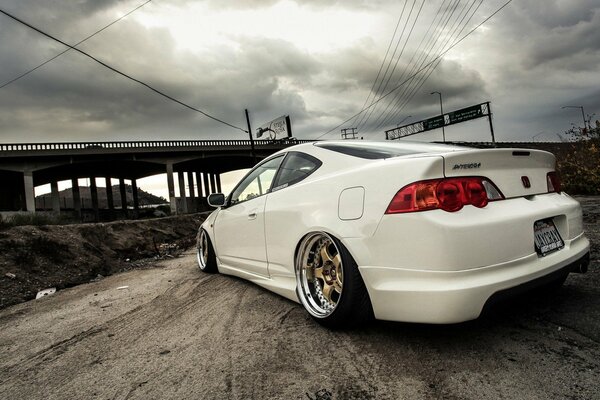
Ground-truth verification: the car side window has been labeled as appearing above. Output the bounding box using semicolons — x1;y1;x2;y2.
272;152;322;191
230;155;284;205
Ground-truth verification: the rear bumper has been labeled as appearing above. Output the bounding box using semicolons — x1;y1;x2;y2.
357;234;590;323
346;193;584;272
482;251;589;313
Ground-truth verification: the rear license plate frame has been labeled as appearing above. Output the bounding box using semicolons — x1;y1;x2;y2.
534;219;564;256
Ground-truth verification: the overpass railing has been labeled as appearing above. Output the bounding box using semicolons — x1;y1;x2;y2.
0;139;315;152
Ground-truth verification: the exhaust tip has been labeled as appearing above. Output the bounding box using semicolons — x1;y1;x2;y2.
571;253;590;274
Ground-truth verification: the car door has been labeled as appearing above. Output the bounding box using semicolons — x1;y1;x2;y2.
213;155;284;277
264;152;323;277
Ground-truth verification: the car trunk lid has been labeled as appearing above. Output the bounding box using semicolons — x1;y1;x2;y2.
441;148;556;198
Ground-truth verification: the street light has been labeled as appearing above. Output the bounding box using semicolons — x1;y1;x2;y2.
431;91;445;142
562;105;587;131
397;115;412;127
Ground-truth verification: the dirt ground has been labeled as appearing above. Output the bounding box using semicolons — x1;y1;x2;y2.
0;214;205;308
0;197;598;400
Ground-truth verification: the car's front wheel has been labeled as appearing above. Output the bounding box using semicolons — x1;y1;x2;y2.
295;232;373;328
197;229;218;273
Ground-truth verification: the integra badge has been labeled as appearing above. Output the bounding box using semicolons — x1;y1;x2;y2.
452;162;481;170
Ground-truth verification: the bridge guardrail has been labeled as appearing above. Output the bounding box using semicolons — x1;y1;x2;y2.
0;139;315;152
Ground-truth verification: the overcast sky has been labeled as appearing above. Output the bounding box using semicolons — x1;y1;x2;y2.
0;0;599;144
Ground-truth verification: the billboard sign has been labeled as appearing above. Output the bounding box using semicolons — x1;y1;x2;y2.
256;115;292;140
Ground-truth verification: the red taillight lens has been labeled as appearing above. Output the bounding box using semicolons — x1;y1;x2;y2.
386;182;438;214
466;180;488;208
386;177;501;214
547;171;561;193
436;180;463;212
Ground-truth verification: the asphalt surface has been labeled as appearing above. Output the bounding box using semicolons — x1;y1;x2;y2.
1;211;599;399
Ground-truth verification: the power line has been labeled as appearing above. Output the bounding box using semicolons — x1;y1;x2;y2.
0;0;153;90
316;0;514;139
358;0;453;136
361;0;462;133
324;0;463;137
351;1;408;128
374;0;482;131
367;0;465;132
0;7;247;133
380;0;484;130
354;0;412;131
357;0;426;132
370;0;468;131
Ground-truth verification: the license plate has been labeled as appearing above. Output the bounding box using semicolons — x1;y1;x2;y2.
534;219;564;256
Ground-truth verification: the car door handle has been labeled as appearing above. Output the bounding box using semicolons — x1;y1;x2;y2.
248;212;257;220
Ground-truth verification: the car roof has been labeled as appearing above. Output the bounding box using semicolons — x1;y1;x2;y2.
273;140;469;160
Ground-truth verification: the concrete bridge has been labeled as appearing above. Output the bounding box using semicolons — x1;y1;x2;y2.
0;139;311;218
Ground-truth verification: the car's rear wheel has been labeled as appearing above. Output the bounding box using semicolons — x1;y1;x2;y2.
197;229;218;273
295;232;373;328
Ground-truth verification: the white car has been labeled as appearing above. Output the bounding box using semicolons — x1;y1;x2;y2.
196;141;590;328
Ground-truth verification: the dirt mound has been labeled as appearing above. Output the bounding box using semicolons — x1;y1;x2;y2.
0;214;205;308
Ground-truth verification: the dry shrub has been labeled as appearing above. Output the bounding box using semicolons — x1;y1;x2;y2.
557;122;600;195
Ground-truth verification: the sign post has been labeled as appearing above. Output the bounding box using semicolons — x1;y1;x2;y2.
244;109;256;163
484;102;496;143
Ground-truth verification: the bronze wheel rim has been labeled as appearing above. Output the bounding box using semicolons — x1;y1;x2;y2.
296;232;343;318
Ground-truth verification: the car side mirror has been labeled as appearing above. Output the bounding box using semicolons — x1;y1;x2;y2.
207;193;227;207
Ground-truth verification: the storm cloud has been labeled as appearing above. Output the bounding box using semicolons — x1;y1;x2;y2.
0;0;598;143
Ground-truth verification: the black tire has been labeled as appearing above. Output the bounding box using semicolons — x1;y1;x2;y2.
196;229;218;273
295;232;373;329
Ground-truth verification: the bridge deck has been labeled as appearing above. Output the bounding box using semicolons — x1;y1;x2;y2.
0;139;313;157
0;139;315;214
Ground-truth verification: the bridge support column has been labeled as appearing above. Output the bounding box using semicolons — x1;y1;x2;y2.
105;177;114;211
196;172;205;211
202;172;211;196
216;174;222;193
196;172;204;197
178;172;188;214
23;171;35;213
131;178;139;219
90;177;99;221
119;178;128;218
187;172;196;212
209;173;217;194
166;163;176;214
72;178;81;218
51;181;60;214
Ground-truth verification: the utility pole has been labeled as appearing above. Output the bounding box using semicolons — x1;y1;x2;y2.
245;109;256;164
431;91;445;142
341;128;358;140
486;101;496;143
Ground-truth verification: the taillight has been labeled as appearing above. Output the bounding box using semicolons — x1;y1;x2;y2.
386;177;503;214
547;171;561;193
436;180;464;212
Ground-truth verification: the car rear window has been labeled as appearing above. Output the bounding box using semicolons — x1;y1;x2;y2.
315;142;425;159
273;152;321;190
